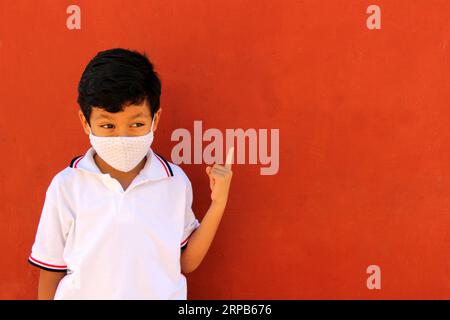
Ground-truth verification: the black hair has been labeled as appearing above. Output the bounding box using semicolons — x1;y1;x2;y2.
77;48;161;125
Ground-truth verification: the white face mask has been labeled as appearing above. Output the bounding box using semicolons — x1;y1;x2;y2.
88;116;155;172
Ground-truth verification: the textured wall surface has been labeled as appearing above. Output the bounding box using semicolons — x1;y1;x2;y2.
0;0;449;299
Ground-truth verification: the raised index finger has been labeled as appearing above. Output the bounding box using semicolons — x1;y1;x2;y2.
225;146;234;170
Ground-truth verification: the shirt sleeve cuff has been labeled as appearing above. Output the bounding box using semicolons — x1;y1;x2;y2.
28;253;67;272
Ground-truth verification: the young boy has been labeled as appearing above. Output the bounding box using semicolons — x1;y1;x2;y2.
27;48;233;299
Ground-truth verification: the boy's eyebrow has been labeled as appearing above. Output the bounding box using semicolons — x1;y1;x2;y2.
97;114;114;120
96;112;148;120
128;112;147;119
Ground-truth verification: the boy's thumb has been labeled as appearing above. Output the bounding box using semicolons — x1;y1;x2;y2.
206;166;211;176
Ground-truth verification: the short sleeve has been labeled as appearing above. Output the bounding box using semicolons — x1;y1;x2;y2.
28;176;70;272
180;180;201;251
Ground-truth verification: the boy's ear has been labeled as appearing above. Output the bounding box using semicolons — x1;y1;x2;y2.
78;110;90;135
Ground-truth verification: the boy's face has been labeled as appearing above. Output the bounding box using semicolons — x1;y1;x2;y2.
79;100;161;137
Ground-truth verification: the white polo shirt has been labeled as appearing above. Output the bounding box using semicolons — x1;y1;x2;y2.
28;146;201;299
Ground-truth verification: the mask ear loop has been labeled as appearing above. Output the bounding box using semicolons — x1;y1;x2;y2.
150;116;155;133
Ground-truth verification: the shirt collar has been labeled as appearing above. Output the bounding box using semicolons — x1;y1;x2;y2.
73;146;173;181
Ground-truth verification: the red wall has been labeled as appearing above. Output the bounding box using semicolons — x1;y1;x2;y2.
1;0;450;299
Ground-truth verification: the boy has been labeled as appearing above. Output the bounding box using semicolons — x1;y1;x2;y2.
27;48;233;299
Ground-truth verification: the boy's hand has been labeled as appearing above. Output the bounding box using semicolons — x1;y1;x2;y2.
205;147;234;206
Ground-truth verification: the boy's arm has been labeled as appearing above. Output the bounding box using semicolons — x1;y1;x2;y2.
29;175;71;299
37;270;66;300
181;147;233;274
180;200;227;273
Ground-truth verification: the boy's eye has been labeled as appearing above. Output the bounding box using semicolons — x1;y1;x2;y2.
100;123;144;129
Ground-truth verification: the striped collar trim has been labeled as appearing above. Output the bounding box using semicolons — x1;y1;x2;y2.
69;147;173;180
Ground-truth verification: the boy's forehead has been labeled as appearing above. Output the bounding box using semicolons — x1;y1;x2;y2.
92;104;151;120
